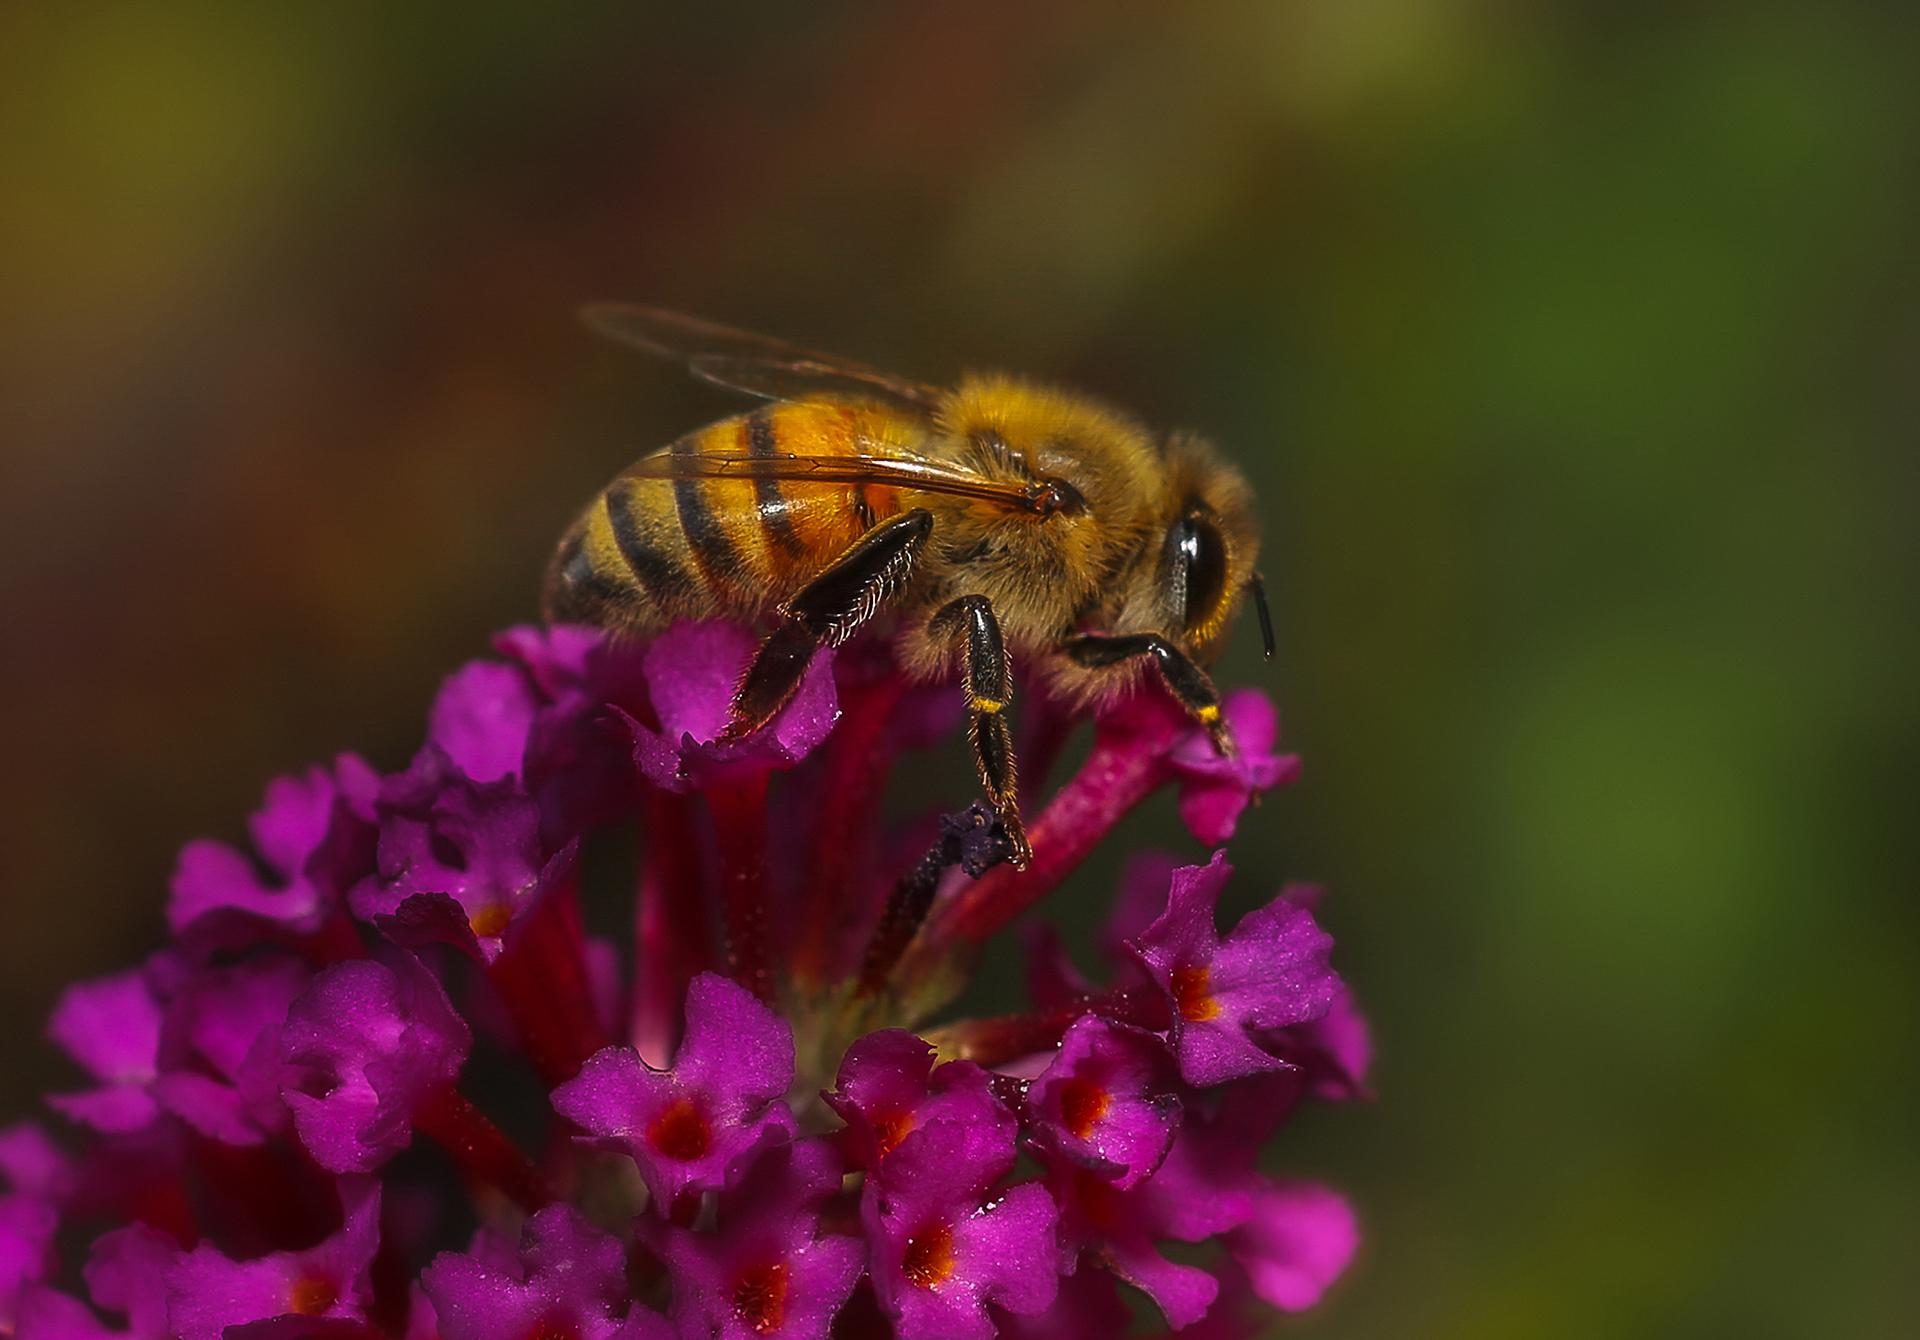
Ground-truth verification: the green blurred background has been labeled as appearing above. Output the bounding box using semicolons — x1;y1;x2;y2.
3;2;1914;1335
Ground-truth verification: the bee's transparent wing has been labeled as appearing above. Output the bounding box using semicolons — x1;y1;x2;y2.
583;303;944;416
623;449;1055;515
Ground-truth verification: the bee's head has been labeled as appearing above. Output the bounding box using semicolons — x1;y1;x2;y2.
935;380;1264;664
1122;432;1262;664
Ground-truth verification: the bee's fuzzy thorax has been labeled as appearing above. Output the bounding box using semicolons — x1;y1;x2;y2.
927;373;1161;609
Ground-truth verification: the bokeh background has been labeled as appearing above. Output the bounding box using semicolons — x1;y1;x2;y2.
3;2;1914;1335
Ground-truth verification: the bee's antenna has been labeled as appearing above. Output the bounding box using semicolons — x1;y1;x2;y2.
1249;573;1275;662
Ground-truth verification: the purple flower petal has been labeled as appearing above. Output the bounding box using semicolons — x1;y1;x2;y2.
167;757;377;950
151;955;309;1146
1259;982;1373;1107
1130;1262;1270;1340
666;1230;863;1340
0;1124;71;1202
494;624;605;697
715;1124;845;1224
619;622;839;792
399;1284;438;1340
428;660;541;784
1166;690;1300;845
82;1225;177;1340
1047;1109;1269;1329
1027;1017;1180;1188
862;1122;1060;1340
654;1141;862;1340
824;1031;1013;1185
350;748;567;963
164;1178;379;1340
494;626;656;843
0;1196;59;1332
1227;1179;1358;1312
1129;852;1338;1087
279;956;471;1174
46;969;163;1133
15;1286;126;1340
552;973;794;1210
421;1204;663;1340
991;1266;1132;1340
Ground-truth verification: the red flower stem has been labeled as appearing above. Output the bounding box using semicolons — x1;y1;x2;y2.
632;790;714;1062
124;1173;198;1247
369;1216;413;1335
489;877;608;1086
413;1083;552;1212
192;1137;333;1248
917;709;1184;953
707;774;775;1001
790;675;906;987
928;987;1171;1067
303;911;369;966
988;1072;1031;1119
1017;693;1077;809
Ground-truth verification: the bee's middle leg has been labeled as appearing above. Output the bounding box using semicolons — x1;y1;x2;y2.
1062;632;1235;755
724;508;933;739
930;594;1033;869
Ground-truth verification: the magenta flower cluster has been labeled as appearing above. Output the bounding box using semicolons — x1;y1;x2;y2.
4;621;1367;1339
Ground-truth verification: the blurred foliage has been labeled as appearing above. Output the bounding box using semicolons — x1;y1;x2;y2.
2;2;1914;1336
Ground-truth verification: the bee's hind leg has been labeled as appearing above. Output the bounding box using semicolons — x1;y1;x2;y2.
1062;633;1235;756
723;508;933;739
930;594;1033;869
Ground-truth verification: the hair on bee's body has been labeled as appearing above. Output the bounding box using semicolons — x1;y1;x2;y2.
545;306;1270;865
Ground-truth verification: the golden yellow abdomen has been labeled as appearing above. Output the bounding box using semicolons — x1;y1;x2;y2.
542;399;907;632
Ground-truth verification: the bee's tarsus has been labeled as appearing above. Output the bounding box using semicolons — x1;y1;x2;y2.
1207;720;1237;758
1249;571;1276;662
1002;811;1034;870
1063;631;1231;753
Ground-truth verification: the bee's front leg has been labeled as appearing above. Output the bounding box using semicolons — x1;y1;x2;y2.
1061;633;1235;756
930;594;1032;869
723;509;933;739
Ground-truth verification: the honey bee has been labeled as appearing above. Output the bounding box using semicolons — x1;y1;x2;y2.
544;306;1274;867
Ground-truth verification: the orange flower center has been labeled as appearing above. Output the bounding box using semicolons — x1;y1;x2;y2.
732;1259;792;1334
1171;964;1221;1022
468;903;512;937
872;1108;913;1158
647;1096;712;1161
287;1274;338;1316
901;1221;956;1290
1057;1076;1112;1139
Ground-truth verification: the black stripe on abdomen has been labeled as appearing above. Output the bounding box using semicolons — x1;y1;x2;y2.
605;485;694;611
748;410;805;558
672;436;746;592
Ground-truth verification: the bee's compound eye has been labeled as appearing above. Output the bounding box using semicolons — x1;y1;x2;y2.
1166;511;1228;633
1040;478;1086;516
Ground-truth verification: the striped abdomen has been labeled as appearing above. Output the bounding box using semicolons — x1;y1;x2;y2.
543;400;908;632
